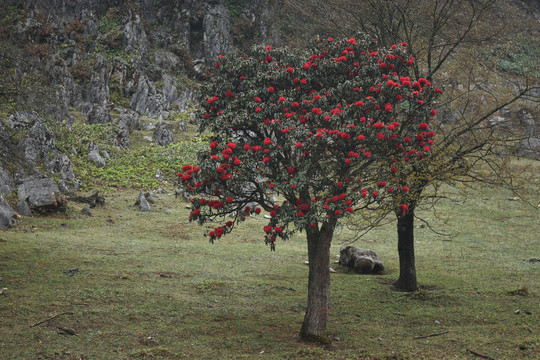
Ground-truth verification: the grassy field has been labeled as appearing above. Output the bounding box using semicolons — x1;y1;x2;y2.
0;181;538;359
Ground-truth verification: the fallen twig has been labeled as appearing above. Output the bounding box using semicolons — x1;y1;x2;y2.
466;348;496;360
56;325;77;335
30;312;73;328
413;330;449;339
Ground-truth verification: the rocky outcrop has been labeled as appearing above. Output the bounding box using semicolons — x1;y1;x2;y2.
18;121;56;163
0;163;15;197
8;111;41;129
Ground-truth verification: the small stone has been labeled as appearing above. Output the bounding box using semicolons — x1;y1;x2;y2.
329;267;337;273
434;320;440;325
139;198;151;211
515;309;520;314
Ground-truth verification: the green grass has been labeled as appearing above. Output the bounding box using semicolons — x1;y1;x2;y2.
0;181;538;359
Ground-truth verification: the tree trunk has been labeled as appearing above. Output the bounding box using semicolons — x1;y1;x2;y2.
300;222;335;342
394;206;418;292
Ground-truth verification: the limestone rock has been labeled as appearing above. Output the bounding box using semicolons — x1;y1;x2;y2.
16;200;33;216
154;122;174;146
17;175;66;209
339;245;384;274
18;121;56;163
47;153;78;192
130;75;165;117
139;197;151;211
117;108;142;133
0;195;17;229
8;111;41;129
178;120;187;132
0;164;14;197
202;3;233;65
88;149;106;168
87;55;110;106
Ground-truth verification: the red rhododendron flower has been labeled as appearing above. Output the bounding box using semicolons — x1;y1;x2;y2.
286;67;294;73
400;204;408;214
225;91;233;98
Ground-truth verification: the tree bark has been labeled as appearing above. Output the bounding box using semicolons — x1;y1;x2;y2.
394;206;418;292
300;222;335;342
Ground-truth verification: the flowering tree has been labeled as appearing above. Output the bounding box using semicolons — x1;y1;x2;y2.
179;35;439;340
286;0;540;292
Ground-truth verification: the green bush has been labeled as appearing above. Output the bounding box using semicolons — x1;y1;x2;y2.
49;118;205;190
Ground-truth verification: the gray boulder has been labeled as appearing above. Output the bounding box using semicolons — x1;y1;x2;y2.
17;175;66;209
88;149;106;168
135;191;151;211
16;200;33;216
130;75;165;117
339;245;385;274
0;195;17;229
154;122;174;146
117;108;142;133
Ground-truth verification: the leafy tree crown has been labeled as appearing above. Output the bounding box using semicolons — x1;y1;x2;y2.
180;34;440;249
